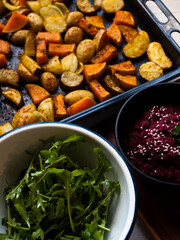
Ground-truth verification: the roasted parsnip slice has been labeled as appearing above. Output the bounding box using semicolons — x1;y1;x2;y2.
2;88;24;108
0;69;19;87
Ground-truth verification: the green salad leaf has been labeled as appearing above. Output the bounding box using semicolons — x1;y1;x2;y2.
1;135;120;240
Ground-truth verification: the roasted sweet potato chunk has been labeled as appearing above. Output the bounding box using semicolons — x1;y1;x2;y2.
114;10;136;27
25;84;50;105
108;60;137;75
114;73;137;90
83;62;107;82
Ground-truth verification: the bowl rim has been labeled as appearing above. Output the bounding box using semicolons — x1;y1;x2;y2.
0;121;138;240
115;82;180;187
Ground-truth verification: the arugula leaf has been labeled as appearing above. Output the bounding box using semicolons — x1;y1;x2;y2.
1;135;120;239
171;123;180;143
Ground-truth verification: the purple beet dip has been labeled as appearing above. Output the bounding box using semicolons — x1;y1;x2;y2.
126;104;180;183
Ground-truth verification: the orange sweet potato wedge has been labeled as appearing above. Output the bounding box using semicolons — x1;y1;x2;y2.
114;10;136;28
114;73;137;90
85;15;105;29
83;62;107;82
118;25;138;43
90;44;118;64
88;79;111;102
36;38;48;65
106;23;122;48
67;97;96;116
108;60;137;75
25;84;50;105
36;32;63;44
0;54;7;68
48;43;76;58
0;22;5;35
0;39;11;57
3;12;28;33
75;17;99;37
54;93;68;120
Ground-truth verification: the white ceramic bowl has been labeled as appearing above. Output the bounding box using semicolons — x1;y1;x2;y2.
0;122;137;240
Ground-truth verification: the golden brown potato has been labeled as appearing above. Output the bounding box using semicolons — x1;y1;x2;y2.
123;30;150;58
27;12;44;33
17;63;39;83
64;27;84;45
27;1;41;13
64;89;95;106
44;15;67;32
66;11;84;27
0;69;19;87
0;122;13;136
76;0;96;15
147;42;172;69
139;61;163;81
12;104;41;128
40;72;58;93
37;98;55;121
101;0;124;13
42;56;62;75
60;71;85;92
61;53;78;73
11;30;29;46
39;5;62;19
2;88;24;108
76;39;96;64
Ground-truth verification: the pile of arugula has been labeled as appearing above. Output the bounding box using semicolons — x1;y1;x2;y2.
0;135;120;240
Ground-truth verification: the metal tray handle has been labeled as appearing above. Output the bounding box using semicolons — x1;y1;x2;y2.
138;0;180;49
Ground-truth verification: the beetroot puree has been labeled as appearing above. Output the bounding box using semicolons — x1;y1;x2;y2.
126;105;180;183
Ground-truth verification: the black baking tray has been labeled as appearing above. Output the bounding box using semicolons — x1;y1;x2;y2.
0;0;180;127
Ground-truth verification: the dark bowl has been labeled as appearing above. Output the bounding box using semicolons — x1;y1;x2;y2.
115;82;180;187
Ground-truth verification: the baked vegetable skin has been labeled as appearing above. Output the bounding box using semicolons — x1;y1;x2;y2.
1;135;120;239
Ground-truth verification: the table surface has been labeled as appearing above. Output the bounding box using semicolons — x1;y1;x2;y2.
92;1;180;239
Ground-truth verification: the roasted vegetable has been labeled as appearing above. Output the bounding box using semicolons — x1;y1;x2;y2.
37;97;54;121
10;29;29;46
85;15;105;29
24;29;36;57
101;0;124;13
108;60;137;75
0;53;7;68
66;11;84;27
40;72;58;93
25;84;50;105
44;15;67;32
60;71;84;92
61;52;78;72
139;61;163;81
0;122;13;136
54;93;67;120
123;30;150;58
42;56;62;75
76;39;96;64
0;39;11;57
3;12;28;33
12;104;41;128
76;0;96;15
147;42;172;69
118;25;138;43
114;10;136;27
64;26;84;45
93;29;109;52
88;79;111;102
2;88;24;108
27;12;44;33
17;62;39;83
0;69;19;87
75;17;99;37
102;74;124;96
36;31;62;44
36;38;48;65
48;43;76;58
83;62;107;82
114;73;137;90
106;23;122;48
64;89;95;106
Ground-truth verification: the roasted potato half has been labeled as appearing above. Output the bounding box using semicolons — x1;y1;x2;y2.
101;0;124;13
66;11;84;27
139;61;163;81
60;71;85;92
42;56;62;75
123;30;150;58
11;30;29;46
27;12;44;33
64;26;84;45
147;42;172;69
17;63;39;83
0;122;13;136
0;69;19;87
76;0;96;15
37;97;55;121
2;88;24;108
